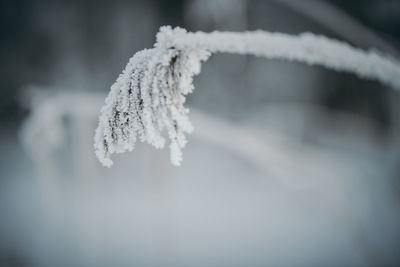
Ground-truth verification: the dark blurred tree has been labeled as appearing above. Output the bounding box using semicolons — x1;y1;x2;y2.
0;0;55;124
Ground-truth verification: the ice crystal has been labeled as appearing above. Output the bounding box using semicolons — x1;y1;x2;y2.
95;26;400;167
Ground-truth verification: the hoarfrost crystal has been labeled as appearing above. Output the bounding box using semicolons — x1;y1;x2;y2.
94;26;400;167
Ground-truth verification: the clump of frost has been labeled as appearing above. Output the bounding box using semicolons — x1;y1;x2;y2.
95;25;400;167
94;26;210;166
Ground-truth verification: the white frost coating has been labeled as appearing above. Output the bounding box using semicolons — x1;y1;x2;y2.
94;26;400;167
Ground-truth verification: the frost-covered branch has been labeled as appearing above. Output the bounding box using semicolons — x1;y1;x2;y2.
94;26;400;167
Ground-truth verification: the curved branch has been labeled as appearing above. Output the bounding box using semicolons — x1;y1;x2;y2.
158;26;400;89
94;26;400;167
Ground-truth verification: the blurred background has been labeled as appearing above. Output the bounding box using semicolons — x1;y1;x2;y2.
1;0;400;266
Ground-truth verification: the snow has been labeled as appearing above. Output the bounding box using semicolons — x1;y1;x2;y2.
94;25;400;167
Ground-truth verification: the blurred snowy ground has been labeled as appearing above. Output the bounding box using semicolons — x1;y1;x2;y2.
0;91;397;267
1;1;400;266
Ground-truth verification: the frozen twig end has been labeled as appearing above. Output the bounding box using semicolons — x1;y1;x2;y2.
94;26;210;167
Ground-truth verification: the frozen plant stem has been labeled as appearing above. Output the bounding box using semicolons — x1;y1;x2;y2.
94;26;400;167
